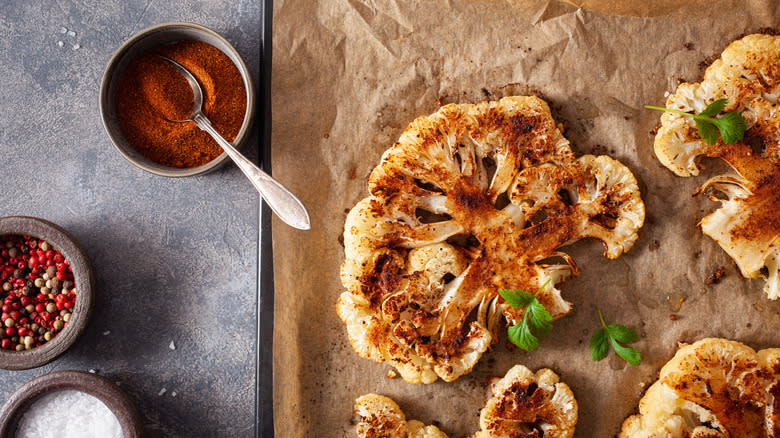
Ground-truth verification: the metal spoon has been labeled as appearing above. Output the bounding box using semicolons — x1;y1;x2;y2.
160;56;311;231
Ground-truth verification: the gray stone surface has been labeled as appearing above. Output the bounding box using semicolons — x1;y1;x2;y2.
0;1;262;436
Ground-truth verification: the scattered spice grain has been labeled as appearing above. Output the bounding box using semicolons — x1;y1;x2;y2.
115;40;247;168
705;266;726;285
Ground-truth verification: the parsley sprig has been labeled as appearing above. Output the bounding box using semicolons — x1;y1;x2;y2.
645;98;747;145
590;308;641;366
498;278;553;352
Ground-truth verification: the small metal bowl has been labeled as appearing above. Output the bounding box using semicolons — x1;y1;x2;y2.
99;22;255;177
0;370;143;437
0;217;96;370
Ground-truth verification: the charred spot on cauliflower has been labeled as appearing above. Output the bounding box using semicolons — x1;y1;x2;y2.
338;96;645;383
652;33;780;300
620;338;780;438
354;365;578;438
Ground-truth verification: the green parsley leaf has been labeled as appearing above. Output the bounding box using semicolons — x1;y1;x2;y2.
508;315;539;352
645;98;747;145
498;288;535;310
698;98;727;117
526;301;553;337
606;324;638;344
590;308;641;366
713;111;747;144
610;338;642;366
696;119;720;145
589;327;609;361
501;278;553;352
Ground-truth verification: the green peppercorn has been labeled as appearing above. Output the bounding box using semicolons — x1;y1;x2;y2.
43;331;52;341
15;344;24;351
41;273;49;281
23;336;33;349
45;279;52;289
33;278;44;288
53;320;64;331
46;303;56;313
40;241;50;251
4;318;14;328
40;287;50;295
63;313;71;322
1;282;10;292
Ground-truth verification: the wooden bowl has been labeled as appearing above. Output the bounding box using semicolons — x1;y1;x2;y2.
0;370;143;437
0;217;96;370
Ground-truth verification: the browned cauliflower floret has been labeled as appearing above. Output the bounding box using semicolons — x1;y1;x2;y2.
354;394;448;438
620;338;780;438
338;96;645;383
652;33;780;300
474;365;577;438
354;365;578;438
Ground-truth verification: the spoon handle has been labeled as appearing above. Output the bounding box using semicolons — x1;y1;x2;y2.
192;113;311;230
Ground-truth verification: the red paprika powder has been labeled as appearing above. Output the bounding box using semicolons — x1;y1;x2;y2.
115;40;247;168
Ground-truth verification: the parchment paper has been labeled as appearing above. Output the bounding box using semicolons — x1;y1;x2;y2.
270;1;780;436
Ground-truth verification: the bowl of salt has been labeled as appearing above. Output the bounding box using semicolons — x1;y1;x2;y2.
0;370;143;437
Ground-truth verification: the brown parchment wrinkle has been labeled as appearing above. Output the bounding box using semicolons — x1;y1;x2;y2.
272;1;780;436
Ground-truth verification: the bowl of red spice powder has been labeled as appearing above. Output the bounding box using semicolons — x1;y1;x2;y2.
99;22;255;177
0;217;96;370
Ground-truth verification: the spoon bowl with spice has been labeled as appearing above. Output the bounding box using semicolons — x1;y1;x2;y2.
159;56;311;230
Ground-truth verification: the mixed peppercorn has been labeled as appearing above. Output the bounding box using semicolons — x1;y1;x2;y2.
0;235;76;351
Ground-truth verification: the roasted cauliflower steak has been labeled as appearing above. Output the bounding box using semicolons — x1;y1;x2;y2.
338;96;645;384
620;338;780;438
652;33;780;300
354;365;578;438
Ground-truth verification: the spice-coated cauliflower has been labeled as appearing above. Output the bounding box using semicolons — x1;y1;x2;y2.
354;394;449;438
353;365;578;438
338;96;645;383
652;33;780;300
620;338;780;438
474;365;578;438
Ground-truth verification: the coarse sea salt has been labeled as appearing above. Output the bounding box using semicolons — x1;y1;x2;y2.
16;390;122;438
